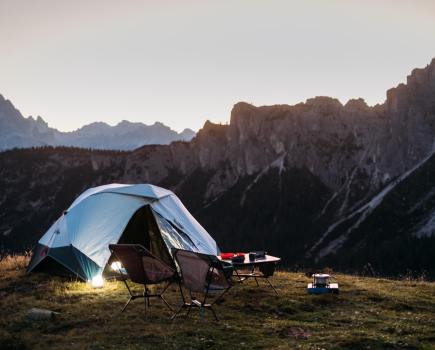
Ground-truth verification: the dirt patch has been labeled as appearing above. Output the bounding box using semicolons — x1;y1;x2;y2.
279;326;311;339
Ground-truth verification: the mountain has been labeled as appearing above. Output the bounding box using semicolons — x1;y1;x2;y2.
1;58;435;277
0;95;195;150
58;121;195;150
0;95;57;149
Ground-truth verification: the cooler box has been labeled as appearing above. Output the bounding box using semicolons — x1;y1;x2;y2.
307;283;339;294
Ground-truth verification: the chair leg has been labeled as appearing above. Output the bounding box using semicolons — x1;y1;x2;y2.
252;266;260;286
156;281;173;311
185;291;195;318
209;306;218;321
171;303;187;321
177;281;185;300
121;282;176;316
143;286;149;313
265;277;278;295
120;276;135;313
121;296;132;313
160;295;173;311
170;282;188;320
211;287;231;306
171;301;220;321
144;286;151;307
160;280;172;295
234;269;244;283
186;303;193;317
171;285;226;321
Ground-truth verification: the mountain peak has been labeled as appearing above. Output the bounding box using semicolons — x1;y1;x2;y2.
344;98;369;110
305;96;343;108
181;127;195;134
386;57;435;113
79;121;111;132
117;120;134;126
152;121;167;128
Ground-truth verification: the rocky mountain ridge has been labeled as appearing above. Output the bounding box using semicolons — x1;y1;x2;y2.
1;58;435;276
0;95;195;150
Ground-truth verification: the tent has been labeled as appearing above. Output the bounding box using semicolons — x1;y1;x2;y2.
27;183;219;281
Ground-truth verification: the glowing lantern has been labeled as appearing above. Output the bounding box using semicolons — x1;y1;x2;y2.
111;261;122;271
90;274;104;288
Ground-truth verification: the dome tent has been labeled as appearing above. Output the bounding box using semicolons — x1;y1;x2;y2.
27;184;219;281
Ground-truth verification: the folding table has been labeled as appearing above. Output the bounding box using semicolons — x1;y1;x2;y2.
219;254;280;294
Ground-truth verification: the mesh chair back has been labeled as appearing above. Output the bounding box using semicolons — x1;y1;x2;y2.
173;249;230;293
142;255;175;282
208;266;231;291
109;244;175;284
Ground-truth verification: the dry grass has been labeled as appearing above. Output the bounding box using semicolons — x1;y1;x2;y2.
0;254;30;272
0;256;435;349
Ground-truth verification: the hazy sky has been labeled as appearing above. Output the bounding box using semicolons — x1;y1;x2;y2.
1;0;435;132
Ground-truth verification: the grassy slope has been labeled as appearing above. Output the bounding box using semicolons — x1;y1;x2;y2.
0;256;434;350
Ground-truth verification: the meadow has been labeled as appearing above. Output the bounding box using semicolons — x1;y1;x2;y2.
1;255;434;349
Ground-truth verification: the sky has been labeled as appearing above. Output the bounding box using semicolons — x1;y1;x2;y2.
1;0;435;132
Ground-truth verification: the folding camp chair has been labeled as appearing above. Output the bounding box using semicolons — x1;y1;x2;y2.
109;244;178;314
171;249;233;321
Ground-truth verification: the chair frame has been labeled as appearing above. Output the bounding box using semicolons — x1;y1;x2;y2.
109;244;177;314
171;249;232;321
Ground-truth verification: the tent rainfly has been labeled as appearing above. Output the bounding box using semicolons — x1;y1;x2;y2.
27;184;219;281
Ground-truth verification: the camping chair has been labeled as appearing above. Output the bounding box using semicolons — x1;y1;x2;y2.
171;249;233;321
108;244;178;314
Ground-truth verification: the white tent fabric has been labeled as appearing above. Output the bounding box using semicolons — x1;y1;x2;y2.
68;183;128;210
33;183;219;280
152;195;217;254
101;184;173;200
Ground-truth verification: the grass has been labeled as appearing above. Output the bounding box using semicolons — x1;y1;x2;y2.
1;256;435;350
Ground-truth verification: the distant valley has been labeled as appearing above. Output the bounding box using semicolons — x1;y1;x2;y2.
0;95;195;151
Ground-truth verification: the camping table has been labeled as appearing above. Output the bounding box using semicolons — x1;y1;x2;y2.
219;254;281;294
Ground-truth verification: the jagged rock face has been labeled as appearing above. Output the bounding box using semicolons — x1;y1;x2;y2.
227;67;434;195
386;62;435;171
187;60;434;209
226;100;384;192
317;150;435;276
1;59;435;277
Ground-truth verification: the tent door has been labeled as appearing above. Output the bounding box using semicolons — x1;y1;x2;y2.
112;205;175;269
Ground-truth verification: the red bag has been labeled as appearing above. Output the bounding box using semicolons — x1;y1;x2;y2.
220;252;235;260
